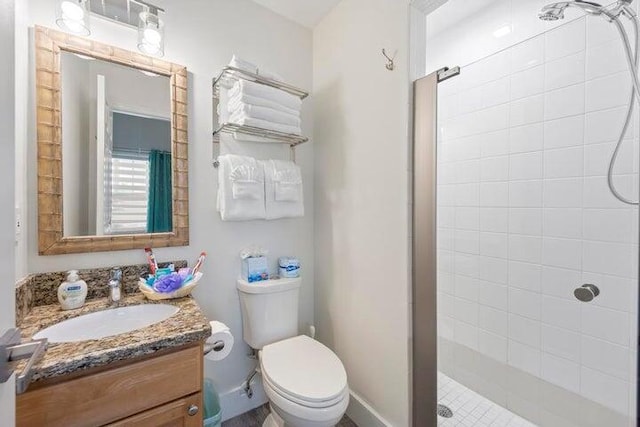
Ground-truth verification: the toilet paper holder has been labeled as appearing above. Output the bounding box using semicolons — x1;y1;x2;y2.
204;340;226;355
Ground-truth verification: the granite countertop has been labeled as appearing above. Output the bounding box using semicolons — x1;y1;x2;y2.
18;294;211;383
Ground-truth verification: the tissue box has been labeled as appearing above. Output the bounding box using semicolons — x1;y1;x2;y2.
278;257;300;278
242;256;269;283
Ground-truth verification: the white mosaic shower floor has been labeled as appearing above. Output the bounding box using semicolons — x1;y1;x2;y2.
438;373;537;427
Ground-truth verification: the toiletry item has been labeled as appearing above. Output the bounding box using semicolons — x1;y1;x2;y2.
193;251;207;275
278;257;300;278
242;256;269;283
144;247;159;275
153;272;184;293
108;268;123;306
57;270;88;310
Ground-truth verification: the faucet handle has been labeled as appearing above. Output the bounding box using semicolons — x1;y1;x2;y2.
110;268;122;282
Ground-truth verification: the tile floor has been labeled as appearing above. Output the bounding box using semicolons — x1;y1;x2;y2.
438;372;537;427
221;403;357;427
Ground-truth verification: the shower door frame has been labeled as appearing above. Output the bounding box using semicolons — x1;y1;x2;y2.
412;66;459;427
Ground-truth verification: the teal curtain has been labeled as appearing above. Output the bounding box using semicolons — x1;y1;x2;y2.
147;150;173;233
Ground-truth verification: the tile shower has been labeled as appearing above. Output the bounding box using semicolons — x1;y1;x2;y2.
436;15;638;426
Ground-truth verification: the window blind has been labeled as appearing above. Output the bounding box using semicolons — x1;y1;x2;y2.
105;153;149;234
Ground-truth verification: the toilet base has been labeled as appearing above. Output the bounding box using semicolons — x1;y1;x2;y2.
262;411;284;427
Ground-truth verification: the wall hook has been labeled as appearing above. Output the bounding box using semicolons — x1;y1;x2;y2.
382;48;397;71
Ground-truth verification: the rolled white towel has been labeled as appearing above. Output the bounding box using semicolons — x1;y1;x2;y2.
230;114;301;136
228;92;300;117
230;104;301;127
229;80;302;112
229;55;284;81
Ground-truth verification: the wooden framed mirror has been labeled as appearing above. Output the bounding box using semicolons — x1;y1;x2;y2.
35;26;189;255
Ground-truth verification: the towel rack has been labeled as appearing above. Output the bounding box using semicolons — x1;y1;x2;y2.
212;66;309;168
212;66;309;100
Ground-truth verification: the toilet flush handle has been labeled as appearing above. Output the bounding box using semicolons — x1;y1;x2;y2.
309;325;316;339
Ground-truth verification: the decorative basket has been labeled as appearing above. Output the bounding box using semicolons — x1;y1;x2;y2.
138;272;203;301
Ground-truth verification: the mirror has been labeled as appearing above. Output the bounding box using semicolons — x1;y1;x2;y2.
36;26;189;255
60;52;172;236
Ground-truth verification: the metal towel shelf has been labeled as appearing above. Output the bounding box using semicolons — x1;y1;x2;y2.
211;66;309;167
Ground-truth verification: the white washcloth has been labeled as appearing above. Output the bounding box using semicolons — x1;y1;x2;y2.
217;155;266;221
229;80;302;112
262;160;304;220
228;92;300;117
230;114;301;136
230;104;301;127
229;55;284;81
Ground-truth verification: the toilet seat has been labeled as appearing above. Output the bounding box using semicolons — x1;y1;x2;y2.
260;335;348;409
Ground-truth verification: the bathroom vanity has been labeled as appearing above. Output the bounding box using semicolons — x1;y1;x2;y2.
14;282;211;427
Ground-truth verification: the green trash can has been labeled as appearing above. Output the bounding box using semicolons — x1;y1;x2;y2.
203;379;222;427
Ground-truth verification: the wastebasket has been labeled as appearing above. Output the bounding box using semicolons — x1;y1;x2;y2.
203;378;222;427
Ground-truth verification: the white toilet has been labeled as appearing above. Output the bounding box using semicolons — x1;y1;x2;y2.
237;277;349;427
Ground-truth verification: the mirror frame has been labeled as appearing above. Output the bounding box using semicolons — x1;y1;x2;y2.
35;26;189;255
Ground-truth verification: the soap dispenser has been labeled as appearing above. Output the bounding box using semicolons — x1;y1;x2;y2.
57;270;88;310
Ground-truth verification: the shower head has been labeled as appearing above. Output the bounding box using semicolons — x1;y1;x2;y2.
538;8;565;21
538;0;621;21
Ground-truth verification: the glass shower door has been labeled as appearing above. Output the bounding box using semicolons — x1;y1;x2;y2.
435;15;638;427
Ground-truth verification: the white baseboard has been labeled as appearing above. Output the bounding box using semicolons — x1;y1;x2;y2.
346;390;392;427
218;376;268;422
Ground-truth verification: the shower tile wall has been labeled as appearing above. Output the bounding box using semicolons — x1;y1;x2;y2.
436;17;639;419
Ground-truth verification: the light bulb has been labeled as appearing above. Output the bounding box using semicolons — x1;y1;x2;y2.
60;1;84;21
143;28;162;46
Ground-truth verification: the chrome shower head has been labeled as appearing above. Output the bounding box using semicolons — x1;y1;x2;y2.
538;8;564;20
538;0;610;21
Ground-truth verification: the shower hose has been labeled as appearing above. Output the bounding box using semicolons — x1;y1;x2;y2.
609;6;640;204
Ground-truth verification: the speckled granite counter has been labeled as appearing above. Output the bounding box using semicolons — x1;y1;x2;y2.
17;293;211;383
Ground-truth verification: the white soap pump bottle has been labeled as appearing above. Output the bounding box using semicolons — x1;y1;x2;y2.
57;270;88;310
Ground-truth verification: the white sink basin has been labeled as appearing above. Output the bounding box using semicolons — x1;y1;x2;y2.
33;304;180;343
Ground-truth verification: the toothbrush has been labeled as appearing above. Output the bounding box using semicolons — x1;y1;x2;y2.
145;247;159;275
192;252;207;275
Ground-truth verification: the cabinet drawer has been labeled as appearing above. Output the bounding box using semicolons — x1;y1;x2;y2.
17;344;203;427
108;392;203;427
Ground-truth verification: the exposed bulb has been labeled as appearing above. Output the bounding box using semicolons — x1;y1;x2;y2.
60;0;84;21
143;27;162;46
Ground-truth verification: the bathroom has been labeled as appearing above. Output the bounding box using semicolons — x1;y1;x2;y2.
0;0;638;426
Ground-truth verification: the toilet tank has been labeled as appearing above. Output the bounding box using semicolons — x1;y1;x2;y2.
237;277;301;349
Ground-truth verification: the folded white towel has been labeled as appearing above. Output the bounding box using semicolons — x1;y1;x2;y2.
230;104;301;127
218;155;266;221
229;80;302;112
230;114;301;136
228;92;300;117
262;160;304;220
229;55;284;82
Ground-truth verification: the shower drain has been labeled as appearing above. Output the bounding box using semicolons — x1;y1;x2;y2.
437;404;453;418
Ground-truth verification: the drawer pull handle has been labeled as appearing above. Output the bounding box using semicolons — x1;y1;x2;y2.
188;404;199;416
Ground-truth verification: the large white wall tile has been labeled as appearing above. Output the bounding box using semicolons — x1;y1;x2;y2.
545;19;586;62
509;208;543;236
544;115;584;149
542;324;580;362
509;123;544;153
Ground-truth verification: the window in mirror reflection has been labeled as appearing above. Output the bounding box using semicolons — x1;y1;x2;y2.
60;51;173;237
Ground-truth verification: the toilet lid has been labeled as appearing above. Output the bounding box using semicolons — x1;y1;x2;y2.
261;335;347;404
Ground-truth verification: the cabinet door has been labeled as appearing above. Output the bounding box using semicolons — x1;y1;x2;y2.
108;392;203;427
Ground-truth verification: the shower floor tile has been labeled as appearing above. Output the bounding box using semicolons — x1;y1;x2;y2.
438;372;537;426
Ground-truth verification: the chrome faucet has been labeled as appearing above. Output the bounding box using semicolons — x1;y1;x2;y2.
108;268;123;306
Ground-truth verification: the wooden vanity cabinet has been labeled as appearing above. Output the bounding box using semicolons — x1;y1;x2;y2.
17;343;205;427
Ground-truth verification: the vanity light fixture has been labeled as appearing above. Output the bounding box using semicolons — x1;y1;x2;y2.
138;7;164;57
56;0;91;36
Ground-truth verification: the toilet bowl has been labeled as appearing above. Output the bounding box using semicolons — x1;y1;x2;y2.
259;335;349;427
